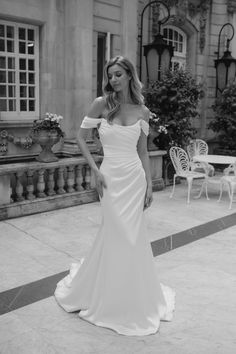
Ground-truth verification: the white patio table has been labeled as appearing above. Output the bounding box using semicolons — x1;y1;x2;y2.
193;154;236;166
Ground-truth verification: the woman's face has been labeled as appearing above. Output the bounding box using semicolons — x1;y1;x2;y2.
107;64;130;93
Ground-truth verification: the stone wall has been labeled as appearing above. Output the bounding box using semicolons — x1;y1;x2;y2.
0;0;140;159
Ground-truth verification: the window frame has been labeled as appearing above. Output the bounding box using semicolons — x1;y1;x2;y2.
96;32;112;97
0;19;39;121
163;25;187;70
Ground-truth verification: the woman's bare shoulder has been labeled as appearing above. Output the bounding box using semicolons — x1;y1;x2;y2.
93;96;106;107
87;96;106;118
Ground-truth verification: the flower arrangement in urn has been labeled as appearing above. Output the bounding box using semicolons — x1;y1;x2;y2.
30;112;65;162
32;112;64;137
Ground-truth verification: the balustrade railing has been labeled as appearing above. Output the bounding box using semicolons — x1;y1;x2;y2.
0;150;166;221
0;156;102;220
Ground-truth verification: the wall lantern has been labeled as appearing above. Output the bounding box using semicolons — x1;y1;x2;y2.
215;23;236;96
139;1;174;84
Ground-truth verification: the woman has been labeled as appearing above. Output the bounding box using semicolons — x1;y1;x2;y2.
55;55;175;336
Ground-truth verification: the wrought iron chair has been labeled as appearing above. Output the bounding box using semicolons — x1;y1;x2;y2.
187;139;214;176
223;163;235;176
169;146;207;204
218;162;236;209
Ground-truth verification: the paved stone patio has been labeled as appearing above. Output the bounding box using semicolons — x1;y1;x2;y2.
0;181;236;353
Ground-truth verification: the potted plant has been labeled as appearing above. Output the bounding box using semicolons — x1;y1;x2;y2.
144;69;203;151
30;112;64;162
208;82;236;156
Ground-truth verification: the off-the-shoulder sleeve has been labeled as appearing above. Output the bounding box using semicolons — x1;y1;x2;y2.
80;116;103;129
140;119;149;136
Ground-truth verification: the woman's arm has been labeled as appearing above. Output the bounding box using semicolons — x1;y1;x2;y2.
77;97;107;197
137;106;153;209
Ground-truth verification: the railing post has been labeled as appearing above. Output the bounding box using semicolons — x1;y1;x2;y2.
84;165;91;190
67;165;75;193
15;172;25;201
26;170;35;200
57;166;66;194
0;174;11;205
37;169;46;198
75;164;84;191
47;168;56;196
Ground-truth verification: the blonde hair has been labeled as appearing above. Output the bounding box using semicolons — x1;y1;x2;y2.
102;56;144;122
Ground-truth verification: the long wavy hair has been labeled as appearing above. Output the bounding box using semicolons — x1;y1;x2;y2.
102;56;144;122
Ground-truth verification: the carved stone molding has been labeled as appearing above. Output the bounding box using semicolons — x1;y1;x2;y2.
152;2;160;36
228;0;236;14
188;0;201;18
167;1;211;53
165;0;179;8
180;0;212;53
169;14;186;27
168;0;188;26
0;130;34;154
176;0;188;18
199;0;211;53
149;0;211;53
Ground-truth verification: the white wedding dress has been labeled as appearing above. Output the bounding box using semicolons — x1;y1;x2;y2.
54;116;175;336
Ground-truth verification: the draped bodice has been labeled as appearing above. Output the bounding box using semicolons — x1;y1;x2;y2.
98;118;145;159
81;116;149;160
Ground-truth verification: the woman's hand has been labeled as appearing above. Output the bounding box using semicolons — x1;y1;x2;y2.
144;185;153;210
94;170;107;198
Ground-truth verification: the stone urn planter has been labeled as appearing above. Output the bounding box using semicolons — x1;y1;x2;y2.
30;112;64;163
31;129;61;162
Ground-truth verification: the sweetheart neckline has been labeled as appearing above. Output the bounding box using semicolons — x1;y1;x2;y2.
101;118;142;128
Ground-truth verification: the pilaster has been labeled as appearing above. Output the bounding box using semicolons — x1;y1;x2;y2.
121;0;138;64
64;0;94;139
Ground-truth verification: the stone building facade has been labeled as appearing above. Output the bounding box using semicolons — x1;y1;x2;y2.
0;0;235;160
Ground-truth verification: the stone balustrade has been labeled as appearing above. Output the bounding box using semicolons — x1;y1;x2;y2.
0;150;166;221
0;156;102;221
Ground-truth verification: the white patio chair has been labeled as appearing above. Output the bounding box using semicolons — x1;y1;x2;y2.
169;146;207;204
187;139;214;176
196;172;223;201
194;160;236;202
218;162;236;209
223;163;235;176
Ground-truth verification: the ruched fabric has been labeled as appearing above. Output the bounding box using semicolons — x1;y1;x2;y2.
55;116;175;336
80;116;149;136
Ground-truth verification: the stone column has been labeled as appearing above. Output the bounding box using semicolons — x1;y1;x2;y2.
64;0;94;138
40;0;65;118
121;0;138;65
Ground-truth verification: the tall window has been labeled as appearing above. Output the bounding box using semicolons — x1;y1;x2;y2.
97;32;112;96
163;26;187;71
0;20;39;120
